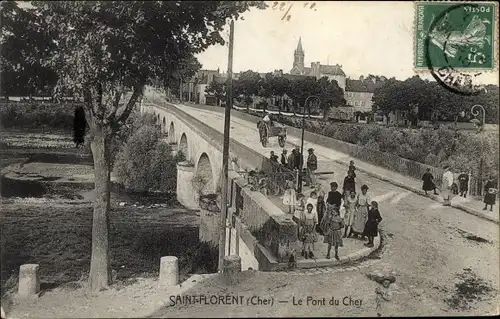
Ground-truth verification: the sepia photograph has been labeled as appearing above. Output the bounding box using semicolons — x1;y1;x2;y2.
0;1;499;317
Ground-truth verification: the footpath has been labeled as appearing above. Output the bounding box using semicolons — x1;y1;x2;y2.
283;133;499;224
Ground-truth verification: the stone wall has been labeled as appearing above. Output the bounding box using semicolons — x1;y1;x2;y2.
230;176;297;263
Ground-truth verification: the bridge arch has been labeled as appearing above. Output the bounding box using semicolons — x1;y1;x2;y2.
157;114;160;124
195;152;215;195
162;117;166;133
179;133;188;160
168;122;176;144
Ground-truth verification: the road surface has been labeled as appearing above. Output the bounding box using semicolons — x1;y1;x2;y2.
147;96;499;317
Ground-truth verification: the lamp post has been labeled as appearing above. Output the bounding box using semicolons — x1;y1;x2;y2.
470;104;486;196
297;95;320;193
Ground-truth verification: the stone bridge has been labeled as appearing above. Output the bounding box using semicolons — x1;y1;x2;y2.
141;96;299;271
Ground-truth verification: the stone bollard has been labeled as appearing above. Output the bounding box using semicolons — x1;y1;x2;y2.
158;256;179;289
222;255;241;285
18;264;40;299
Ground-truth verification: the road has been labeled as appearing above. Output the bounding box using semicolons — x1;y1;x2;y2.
147;96;499;317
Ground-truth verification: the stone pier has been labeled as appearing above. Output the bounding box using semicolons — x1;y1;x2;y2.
176;161;197;209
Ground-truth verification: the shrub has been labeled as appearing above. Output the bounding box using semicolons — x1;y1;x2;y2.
113;114;179;193
0;102;77;131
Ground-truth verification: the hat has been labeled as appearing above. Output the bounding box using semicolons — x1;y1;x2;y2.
361;184;369;190
308;148;314;152
375;275;396;284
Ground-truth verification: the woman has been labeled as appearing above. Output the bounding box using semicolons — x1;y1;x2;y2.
422;168;438;195
364;201;383;248
300;203;317;259
352;185;371;239
343;190;357;238
321;205;345;260
483;176;497;211
316;193;327;235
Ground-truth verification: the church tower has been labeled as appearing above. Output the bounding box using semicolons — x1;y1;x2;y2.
293;37;305;73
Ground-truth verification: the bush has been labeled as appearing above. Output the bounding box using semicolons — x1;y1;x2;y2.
113;114;179;193
0;102;77;131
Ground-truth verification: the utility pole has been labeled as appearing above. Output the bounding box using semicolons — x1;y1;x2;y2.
218;20;234;272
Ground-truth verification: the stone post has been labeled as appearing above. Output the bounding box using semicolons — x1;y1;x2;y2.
18;264;40;299
222;255;241;285
176;161;197;209
158;256;179;289
198;194;221;246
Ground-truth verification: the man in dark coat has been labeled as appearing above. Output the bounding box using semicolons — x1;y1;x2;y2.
294;146;302;170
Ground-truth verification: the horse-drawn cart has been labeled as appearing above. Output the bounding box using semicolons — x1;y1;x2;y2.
257;120;286;147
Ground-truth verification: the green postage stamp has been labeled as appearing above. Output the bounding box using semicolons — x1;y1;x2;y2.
414;1;498;70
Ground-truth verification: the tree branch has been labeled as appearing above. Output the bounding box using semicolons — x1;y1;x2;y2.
113;83;144;131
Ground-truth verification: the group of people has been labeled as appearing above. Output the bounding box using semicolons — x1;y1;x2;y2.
422;166;497;211
270;147;318;187
283;162;383;261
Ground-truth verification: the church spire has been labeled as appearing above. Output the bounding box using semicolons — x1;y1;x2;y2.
295;37;304;54
293;37;305;73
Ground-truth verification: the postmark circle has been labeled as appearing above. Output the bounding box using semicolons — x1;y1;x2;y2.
424;3;489;96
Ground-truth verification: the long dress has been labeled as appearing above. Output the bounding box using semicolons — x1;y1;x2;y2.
352;193;370;234
321;213;345;247
344;196;357;226
316;197;326;234
293;198;305;223
282;180;297;207
299;211;318;243
363;208;383;237
484;180;497;205
422;172;435;191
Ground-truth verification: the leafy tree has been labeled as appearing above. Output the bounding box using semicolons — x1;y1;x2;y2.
10;1;266;291
316;76;346;118
272;76;291;111
163;55;202;100
286;76;320;115
257;73;275;111
205;80;226;106
234;70;261;112
0;1;58;97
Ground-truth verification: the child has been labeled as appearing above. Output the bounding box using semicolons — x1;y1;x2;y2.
375;275;396;317
283;179;297;215
294;193;305;237
306;191;318;224
326;182;343;212
343;190;357;238
300;203;317;259
320;205;345;260
363;201;383;247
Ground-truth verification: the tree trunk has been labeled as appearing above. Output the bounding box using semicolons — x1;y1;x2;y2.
89;128;112;291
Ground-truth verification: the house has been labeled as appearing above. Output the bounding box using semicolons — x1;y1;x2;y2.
345;78;376;123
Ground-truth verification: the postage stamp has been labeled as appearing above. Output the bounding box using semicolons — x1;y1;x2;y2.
414;1;497;70
414;1;498;95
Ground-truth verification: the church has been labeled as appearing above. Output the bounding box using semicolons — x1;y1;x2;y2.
289;37;346;92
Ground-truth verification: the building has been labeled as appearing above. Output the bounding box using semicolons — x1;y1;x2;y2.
180;69;220;104
289;37;346;91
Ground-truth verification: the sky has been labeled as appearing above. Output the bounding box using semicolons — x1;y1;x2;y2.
196;1;498;85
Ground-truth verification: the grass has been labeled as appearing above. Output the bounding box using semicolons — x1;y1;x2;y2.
0;204;215;297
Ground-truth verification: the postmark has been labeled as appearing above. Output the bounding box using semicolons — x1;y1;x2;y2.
414;1;498;95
